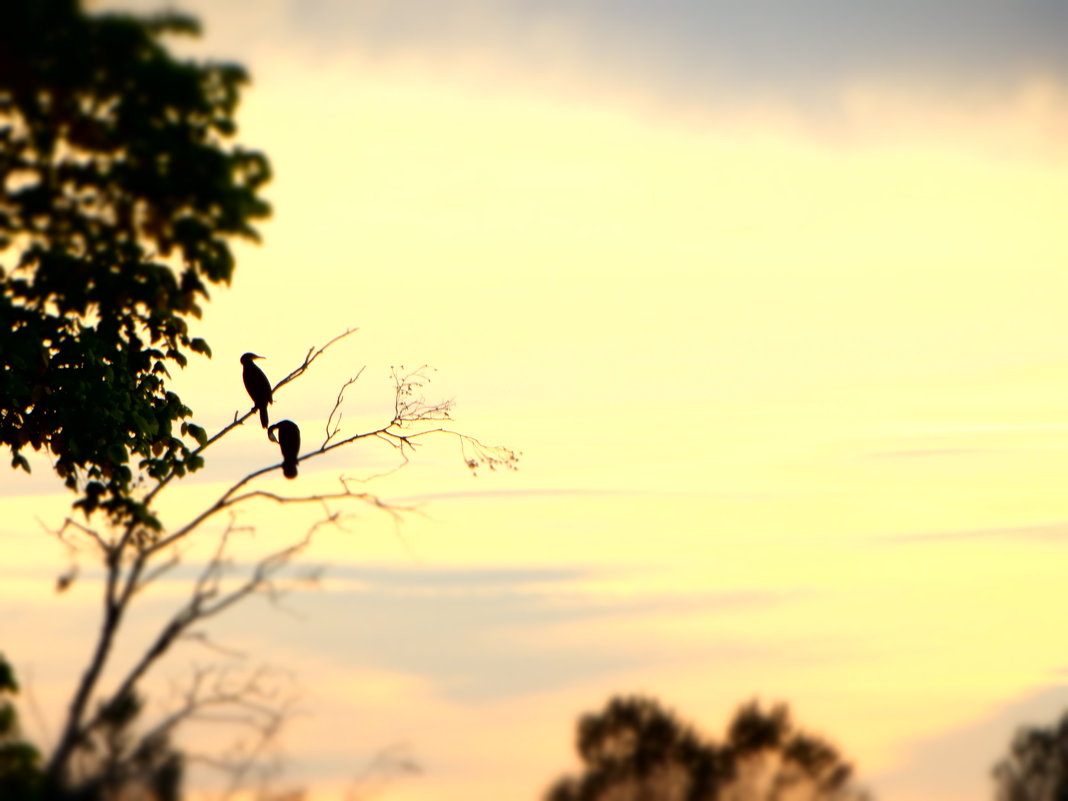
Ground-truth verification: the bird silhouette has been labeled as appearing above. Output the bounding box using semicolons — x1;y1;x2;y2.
240;352;272;428
268;420;301;479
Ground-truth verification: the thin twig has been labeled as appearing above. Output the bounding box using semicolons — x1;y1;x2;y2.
323;366;366;450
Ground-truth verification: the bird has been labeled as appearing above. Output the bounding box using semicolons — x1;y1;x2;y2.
240;352;272;428
268;420;301;479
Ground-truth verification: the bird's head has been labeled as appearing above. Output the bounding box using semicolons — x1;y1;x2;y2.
267;425;278;444
240;352;264;365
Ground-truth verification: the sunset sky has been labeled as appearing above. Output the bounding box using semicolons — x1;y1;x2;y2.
5;2;1068;799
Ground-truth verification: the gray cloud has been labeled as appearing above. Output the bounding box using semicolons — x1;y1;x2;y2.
199;563;808;701
98;0;1068;118
285;0;1068;103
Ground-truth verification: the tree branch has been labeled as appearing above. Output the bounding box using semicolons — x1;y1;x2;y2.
323;366;366;450
139;327;360;514
41;327;517;796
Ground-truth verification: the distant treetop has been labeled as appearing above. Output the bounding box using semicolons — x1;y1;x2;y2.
545;694;871;801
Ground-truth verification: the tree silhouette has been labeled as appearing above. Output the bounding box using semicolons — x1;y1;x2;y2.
0;2;518;798
0;0;270;528
992;710;1068;801
2;654;186;801
0;656;43;801
545;695;871;801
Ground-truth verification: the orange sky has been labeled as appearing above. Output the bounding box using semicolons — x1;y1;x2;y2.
6;3;1068;800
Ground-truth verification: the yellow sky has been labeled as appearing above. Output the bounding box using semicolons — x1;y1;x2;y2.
6;8;1068;801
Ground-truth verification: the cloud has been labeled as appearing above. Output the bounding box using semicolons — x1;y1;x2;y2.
95;0;1068;150
878;522;1068;545
197;563;808;702
282;0;1068;103
865;448;992;460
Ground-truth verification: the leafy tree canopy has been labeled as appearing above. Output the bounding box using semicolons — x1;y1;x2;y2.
0;0;270;528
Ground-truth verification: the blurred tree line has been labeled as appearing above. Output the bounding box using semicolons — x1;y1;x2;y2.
544;695;870;801
544;694;1068;801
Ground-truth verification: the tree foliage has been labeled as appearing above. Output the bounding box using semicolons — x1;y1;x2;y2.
993;710;1068;801
1;655;184;801
0;656;43;801
545;695;871;801
0;0;270;528
68;689;183;801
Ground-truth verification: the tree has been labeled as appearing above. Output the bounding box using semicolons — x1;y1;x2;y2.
545;695;871;801
0;1;269;791
0;656;43;801
992;710;1068;801
2;653;186;801
0;0;270;528
1;2;517;798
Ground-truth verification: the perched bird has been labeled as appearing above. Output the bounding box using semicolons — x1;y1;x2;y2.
268;420;301;479
240;352;272;428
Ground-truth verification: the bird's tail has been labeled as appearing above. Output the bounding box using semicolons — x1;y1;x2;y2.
259;405;269;429
282;459;298;479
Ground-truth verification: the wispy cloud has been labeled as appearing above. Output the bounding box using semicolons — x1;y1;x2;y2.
878;522;1068;545
170;562;813;701
865;448;994;460
390;487;704;504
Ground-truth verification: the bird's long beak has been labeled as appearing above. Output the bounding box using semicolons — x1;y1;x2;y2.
267;427;278;443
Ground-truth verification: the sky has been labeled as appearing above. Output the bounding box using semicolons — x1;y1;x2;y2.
5;2;1068;799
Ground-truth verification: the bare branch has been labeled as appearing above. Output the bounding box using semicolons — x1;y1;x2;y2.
135;551;182;594
40;326;516;796
346;742;421;801
150;357;514;556
45;543;148;782
180;633;250;661
323;366;366;450
148;665;295;745
82;516;329;744
452;430;522;476
150;455;403;555
273;327;359;395
389;364;453;426
140;327;360;514
53;516;110;554
138;664;300;801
